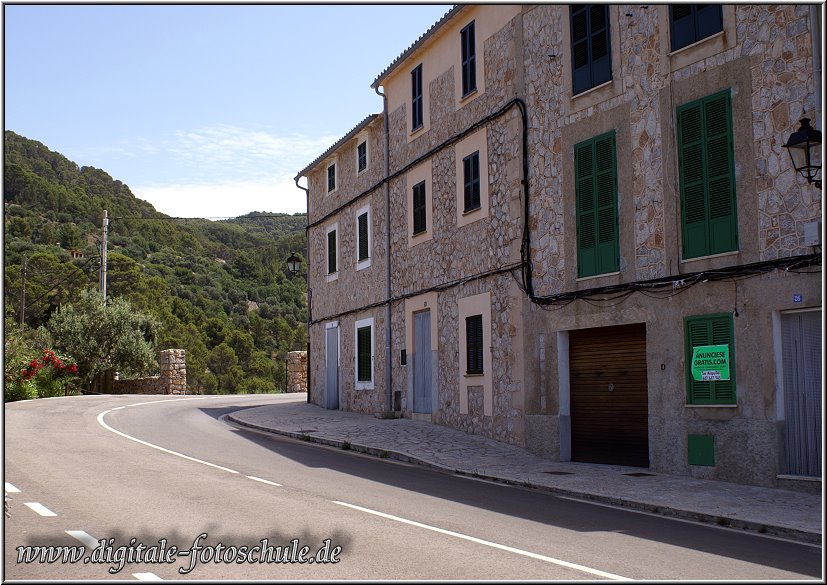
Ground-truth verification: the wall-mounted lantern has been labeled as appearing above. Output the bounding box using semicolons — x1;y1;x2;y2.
287;252;302;275
782;117;822;189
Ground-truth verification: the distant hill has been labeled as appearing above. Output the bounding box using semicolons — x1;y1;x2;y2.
4;130;308;394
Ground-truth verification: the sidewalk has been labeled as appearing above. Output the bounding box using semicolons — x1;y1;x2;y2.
227;395;822;545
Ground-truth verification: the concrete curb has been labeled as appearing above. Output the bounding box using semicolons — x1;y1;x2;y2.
226;414;821;545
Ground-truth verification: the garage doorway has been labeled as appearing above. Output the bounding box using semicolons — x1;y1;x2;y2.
569;323;649;467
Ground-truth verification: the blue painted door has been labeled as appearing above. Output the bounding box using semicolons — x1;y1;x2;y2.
413;310;433;414
325;326;339;410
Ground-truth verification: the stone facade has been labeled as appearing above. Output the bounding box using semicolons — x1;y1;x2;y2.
286;351;308;393
297;5;822;490
111;349;188;395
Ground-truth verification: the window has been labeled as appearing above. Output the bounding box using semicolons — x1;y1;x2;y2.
463;151;481;212
574;131;619;277
685;313;735;405
411;64;423;131
460;21;477;97
677;90;737;259
326;227;337;275
355;318;374;388
465;314;484;375
670;5;722;52
357;140;367;173
412;181;427;235
570;5;612;95
327;163;336;192
356;207;371;269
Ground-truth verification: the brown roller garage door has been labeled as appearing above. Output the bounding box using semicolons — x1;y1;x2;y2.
570;323;649;467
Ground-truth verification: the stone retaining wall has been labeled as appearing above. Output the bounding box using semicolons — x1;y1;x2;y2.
111;349;188;395
286;351;308;393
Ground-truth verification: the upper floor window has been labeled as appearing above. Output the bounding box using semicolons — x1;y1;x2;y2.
574;131;619;277
463;151;481;213
570;5;611;95
412;181;427;236
356;206;371;270
411;64;424;131
357;140;367;173
676;90;737;259
460;21;477;97
670;5;722;52
327;163;336;193
326;226;338;276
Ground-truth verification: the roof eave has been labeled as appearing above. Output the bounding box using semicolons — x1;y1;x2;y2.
370;5;464;89
294;113;381;181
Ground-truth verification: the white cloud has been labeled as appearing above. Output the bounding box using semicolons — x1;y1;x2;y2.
131;176;308;219
105;125;338;217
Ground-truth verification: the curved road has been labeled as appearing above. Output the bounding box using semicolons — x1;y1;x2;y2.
3;394;821;580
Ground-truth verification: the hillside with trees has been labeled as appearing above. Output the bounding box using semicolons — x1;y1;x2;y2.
4;130;308;397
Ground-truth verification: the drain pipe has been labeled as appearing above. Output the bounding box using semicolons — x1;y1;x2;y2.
294;177;312;404
810;5;822;127
375;84;393;414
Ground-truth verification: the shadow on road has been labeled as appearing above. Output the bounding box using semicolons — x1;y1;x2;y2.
200;405;821;578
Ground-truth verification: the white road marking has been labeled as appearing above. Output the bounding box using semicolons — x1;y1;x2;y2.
96;409;239;474
66;530;100;548
5;482;21;493
133;572;163;580
246;475;282;487
332;500;631;580
24;502;57;517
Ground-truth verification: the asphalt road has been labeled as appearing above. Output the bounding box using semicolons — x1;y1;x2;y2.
3;394;822;580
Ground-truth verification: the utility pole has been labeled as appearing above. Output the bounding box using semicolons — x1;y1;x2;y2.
20;255;27;331
100;209;108;302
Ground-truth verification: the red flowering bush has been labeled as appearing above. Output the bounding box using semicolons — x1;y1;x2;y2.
4;347;79;401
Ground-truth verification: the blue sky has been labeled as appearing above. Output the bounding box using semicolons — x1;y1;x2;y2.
3;4;452;218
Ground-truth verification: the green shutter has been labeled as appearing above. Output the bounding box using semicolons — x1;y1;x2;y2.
576;131;618;277
358;212;369;262
685;313;736;405
357;326;372;382
678;91;737;259
327;230;337;274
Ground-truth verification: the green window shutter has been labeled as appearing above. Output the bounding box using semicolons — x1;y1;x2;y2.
327;230;337;274
358;212;369;262
685;313;736;405
466;314;484;375
357;326;372;382
575;131;618;278
678;91;737;259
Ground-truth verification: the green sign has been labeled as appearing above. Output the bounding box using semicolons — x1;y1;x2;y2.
691;345;730;382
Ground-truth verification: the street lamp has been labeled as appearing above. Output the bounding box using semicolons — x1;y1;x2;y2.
286;252;302;275
783;117;822;189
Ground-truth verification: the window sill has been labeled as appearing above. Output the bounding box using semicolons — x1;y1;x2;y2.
668;30;724;57
460;88;478;104
572;79;613;100
462;206;482;217
355;382;374;390
464;372;485;378
683;404;737;408
680;250;740;264
576;270;621;283
326;272;339;283
410;124;425;138
356;259;371;272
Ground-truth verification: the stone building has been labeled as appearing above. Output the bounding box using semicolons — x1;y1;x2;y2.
295;5;822;490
